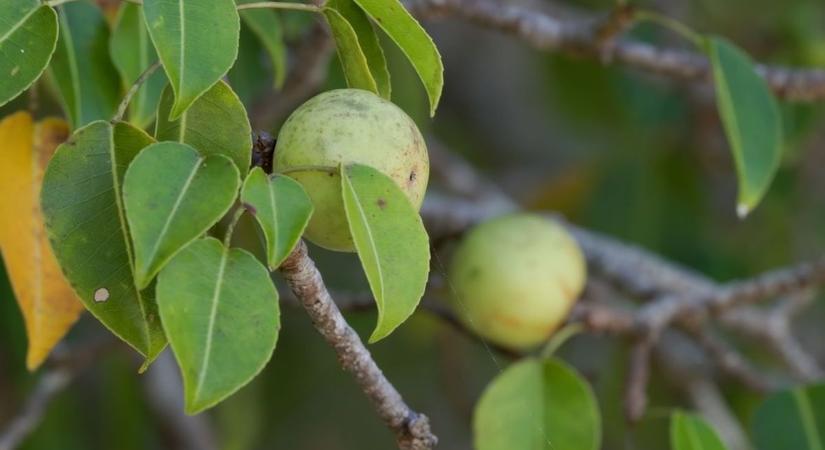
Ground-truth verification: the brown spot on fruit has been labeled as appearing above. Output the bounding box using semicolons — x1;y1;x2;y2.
377;198;387;209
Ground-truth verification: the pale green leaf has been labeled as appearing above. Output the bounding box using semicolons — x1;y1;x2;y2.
323;8;379;95
110;3;167;129
340;163;429;342
752;384;825;450
0;2;58;107
706;36;782;217
123;142;241;289
157;237;280;414
351;0;442;115
236;0;287;89
327;0;390;99
240;167;313;269
474;357;601;450
41;120;166;363
50;1;121;129
671;411;728;450
155;80;252;176
143;0;240;119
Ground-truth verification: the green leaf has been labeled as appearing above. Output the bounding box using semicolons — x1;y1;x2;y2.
123;142;241;289
340;163;429;342
155;80;252;176
157;237;279;414
323;8;379;95
752;384;825;450
351;0;442;115
143;0;240;120
236;0;287;89
706;36;782;217
327;0;390;99
110;3;167;129
41;120;166;362
671;411;728;450
474;357;601;450
240;167;313;269
0;2;58;107
50;1;121;129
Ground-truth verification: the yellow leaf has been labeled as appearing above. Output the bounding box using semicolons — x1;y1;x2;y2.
0;111;84;370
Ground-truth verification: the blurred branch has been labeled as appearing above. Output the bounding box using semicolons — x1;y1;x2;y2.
407;0;825;101
279;241;438;450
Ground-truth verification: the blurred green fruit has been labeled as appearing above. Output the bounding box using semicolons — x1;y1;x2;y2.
447;214;586;349
274;89;429;252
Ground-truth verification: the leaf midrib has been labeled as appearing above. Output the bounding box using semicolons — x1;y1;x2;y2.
193;244;229;404
0;5;38;45
794;388;824;450
344;170;385;308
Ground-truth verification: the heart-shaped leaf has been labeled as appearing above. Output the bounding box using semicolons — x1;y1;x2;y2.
157;237;280;414
0;2;58;107
50;2;121;129
323;8;379;95
241;167;313;269
474;357;601;450
752;383;825;450
110;3;167;129
706;36;782;217
327;0;390;99
671;411;728;450
0;112;84;370
340;163;429;342
236;0;287;89
41;120;166;362
351;0;442;115
155;80;252;176
143;0;240;120
123;142;241;289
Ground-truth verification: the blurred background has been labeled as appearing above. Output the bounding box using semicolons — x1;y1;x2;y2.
2;0;825;448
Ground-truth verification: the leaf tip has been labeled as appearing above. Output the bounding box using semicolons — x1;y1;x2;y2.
25;351;47;372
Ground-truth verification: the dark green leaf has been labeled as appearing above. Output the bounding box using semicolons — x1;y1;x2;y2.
50;1;121;128
474;357;601;450
752;384;825;450
123;142;241;289
236;0;287;89
0;2;58;107
340;163;429;342
155;80;252;176
351;0;442;115
671;411;728;450
241;167;313;269
323;8;379;95
143;0;240;119
327;0;390;99
41;120;166;362
706;36;782;217
110;3;167;129
157;237;280;414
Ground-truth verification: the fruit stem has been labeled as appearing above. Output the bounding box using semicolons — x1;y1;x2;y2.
539;322;584;359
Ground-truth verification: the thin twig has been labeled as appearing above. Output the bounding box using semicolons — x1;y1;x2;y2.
112;61;162;123
237;2;321;13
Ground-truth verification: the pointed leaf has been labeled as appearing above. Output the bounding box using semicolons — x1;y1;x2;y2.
124;142;241;289
0;2;58;107
236;0;287;89
340;163;429;342
155;80;252;176
351;0;442;115
706;36;782;216
671;411;729;450
49;2;121;128
41;120;166;362
143;0;240;119
327;0;390;99
241;167;313;269
0;112;84;370
110;3;167;129
474;357;601;450
752;383;825;450
157;237;280;414
323;8;379;95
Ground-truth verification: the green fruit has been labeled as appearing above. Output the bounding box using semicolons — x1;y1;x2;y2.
273;89;429;252
447;214;586;350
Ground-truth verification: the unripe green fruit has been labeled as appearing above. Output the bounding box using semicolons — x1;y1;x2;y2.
447;214;586;349
273;89;429;252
